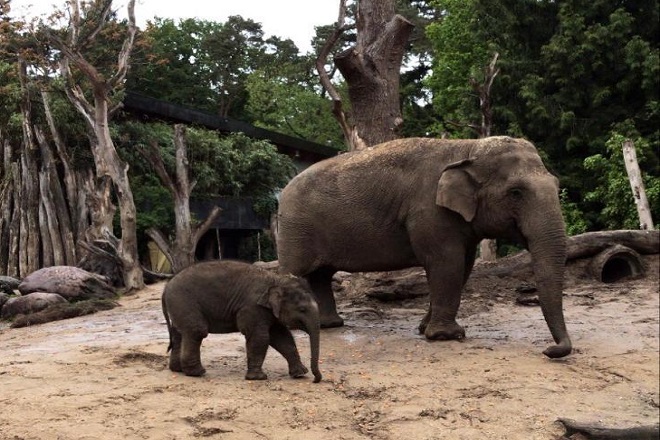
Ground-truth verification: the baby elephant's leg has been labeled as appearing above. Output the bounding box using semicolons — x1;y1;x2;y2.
244;328;270;380
269;323;307;378
180;331;207;376
168;326;183;372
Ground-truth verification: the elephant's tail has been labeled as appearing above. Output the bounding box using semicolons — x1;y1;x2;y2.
162;295;173;353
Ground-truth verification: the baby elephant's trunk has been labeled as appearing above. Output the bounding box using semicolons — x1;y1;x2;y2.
303;314;322;383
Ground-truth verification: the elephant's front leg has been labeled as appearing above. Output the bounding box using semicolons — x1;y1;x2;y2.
269;323;308;378
244;327;270;380
422;260;467;341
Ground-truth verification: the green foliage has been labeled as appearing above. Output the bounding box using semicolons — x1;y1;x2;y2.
559;189;588;236
584;131;660;230
245;68;344;148
425;0;490;136
114;122;297;237
425;0;659;230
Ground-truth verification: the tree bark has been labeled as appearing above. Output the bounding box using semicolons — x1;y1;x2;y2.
558;418;659;440
319;0;413;150
18;60;41;276
38;172;57;267
7;162;21;278
622;139;654;230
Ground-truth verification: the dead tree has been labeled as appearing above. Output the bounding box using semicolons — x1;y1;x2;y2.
317;0;414;150
458;52;501;261
46;0;144;290
137;125;222;273
622;139;654;230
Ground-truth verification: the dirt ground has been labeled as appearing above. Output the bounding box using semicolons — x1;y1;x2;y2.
1;255;658;440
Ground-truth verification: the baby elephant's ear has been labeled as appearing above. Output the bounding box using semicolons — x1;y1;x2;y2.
257;286;284;318
436;158;478;222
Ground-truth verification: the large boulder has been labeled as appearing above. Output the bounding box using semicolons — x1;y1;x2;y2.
18;266;115;301
1;292;68;319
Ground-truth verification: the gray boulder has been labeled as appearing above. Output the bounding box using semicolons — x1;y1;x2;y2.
0;292;10;309
0;276;20;295
18;266;115;301
1;292;68;319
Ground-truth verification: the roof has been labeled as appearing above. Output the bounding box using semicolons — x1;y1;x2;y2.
122;92;339;162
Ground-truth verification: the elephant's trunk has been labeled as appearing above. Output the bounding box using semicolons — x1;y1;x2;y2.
303;312;322;383
523;203;572;358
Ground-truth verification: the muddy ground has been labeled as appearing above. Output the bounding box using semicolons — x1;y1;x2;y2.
0;255;658;440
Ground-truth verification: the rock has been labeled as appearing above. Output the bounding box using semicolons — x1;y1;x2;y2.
18;266;116;301
336;268;429;301
0;292;10;309
0;276;21;294
1;292;68;319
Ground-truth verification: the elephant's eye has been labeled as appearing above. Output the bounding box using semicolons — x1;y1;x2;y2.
508;188;524;199
298;306;307;313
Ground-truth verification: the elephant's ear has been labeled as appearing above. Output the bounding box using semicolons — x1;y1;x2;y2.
436;158;478;222
257;286;284;318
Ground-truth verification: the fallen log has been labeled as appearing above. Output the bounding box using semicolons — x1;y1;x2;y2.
10;298;119;328
479;230;658;278
557;418;660;440
566;230;659;260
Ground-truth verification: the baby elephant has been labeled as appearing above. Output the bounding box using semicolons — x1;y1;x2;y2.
162;260;322;382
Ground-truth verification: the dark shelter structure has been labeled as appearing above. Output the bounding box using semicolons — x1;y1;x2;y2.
122;92;338;262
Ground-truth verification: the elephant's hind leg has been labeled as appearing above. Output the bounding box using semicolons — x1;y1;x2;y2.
269;323;307;378
180;327;208;377
307;268;343;328
168;326;183;372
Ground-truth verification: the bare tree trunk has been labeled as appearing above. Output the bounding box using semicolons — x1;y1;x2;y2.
42;90;83;248
138;125;222;273
48;0;143;290
0;136;12;274
622;139;654;230
18;60;41;276
317;0;413;150
35;125;78;265
38;184;55;268
471;53;500;261
7;162;21;278
0;164;12;274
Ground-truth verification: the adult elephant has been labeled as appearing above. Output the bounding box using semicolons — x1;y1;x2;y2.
276;136;572;359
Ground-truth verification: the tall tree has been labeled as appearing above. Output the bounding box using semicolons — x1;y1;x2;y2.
317;0;414;150
137;125;221;273
45;0;144;289
128;16;268;120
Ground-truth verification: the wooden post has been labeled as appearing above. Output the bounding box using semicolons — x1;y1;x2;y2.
622;139;654;230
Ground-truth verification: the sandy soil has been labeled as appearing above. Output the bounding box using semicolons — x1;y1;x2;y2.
1;255;658;440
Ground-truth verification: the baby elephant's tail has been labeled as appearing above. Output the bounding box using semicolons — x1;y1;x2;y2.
162;295;173;353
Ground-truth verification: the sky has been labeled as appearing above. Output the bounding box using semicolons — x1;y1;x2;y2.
7;0;340;53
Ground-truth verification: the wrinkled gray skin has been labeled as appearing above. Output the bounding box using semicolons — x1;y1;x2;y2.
162;260;322;382
277;136;572;359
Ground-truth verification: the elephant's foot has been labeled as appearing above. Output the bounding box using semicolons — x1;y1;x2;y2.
418;312;431;334
245;369;267;380
289;364;308;378
320;313;344;328
424;321;465;341
169;357;182;372
182;364;206;377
